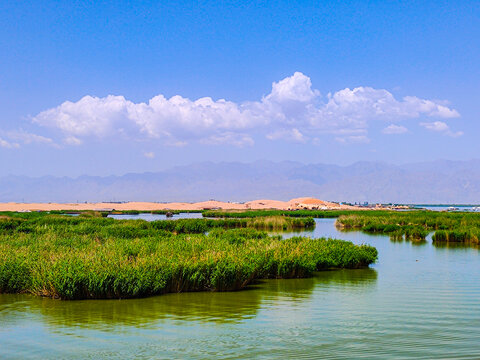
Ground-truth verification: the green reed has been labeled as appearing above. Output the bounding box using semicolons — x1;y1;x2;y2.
202;209;363;218
0;214;376;299
336;211;480;242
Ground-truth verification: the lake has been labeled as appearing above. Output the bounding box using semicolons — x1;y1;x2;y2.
107;212;204;221
1;218;480;359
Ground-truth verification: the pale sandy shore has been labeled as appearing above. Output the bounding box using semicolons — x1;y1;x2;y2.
0;197;362;212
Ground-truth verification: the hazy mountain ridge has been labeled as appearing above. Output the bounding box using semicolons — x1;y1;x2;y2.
2;160;480;203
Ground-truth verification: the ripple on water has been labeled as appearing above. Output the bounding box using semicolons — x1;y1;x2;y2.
1;218;480;359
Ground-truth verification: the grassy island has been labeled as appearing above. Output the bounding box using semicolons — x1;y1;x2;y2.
0;214;377;300
335;211;480;244
202;209;354;218
204;209;480;244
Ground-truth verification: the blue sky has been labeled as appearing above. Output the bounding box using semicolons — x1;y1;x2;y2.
0;1;478;176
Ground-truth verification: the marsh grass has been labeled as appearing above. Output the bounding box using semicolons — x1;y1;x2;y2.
202;209;363;218
336;211;480;243
0;215;314;236
432;229;479;244
0;214;376;299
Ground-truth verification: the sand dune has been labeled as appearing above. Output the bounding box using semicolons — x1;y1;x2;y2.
0;197;361;212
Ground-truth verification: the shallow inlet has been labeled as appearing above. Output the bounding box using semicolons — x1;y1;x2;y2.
1;218;480;359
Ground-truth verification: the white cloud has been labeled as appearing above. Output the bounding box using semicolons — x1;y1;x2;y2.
34;95;134;138
64;136;83;145
420;121;449;132
403;97;459;118
0;130;56;149
31;72;461;146
0;137;20;149
200;132;254;147
420;121;463;137
382;124;408;134
267;128;306;143
7;130;55;145
335;135;371;144
143;151;155;159
265;71;320;103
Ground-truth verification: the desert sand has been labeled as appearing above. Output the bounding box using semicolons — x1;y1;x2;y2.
0;197;362;212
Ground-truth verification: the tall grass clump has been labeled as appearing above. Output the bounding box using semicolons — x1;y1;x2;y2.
432;229;479;244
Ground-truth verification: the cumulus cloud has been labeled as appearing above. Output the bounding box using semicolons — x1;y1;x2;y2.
34;95;134;138
265;72;320;103
420;121;463;137
382;124;408;134
30;72;461;146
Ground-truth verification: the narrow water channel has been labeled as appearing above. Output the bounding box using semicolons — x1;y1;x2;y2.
1;218;479;359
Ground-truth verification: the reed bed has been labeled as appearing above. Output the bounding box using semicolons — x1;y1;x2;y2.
431;229;480;244
0;215;314;235
0;214;376;299
202;209;366;218
336;211;480;242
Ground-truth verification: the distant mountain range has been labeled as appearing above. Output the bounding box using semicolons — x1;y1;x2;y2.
2;159;480;204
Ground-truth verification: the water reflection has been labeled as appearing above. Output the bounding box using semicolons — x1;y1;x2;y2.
389;235;404;242
433;241;480;250
0;268;378;331
314;268;377;287
0;291;263;329
410;239;427;246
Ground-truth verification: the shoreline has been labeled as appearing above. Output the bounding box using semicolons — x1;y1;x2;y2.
0;197;363;212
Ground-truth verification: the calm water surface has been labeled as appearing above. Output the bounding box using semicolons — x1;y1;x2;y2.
1;219;480;359
107;212;204;221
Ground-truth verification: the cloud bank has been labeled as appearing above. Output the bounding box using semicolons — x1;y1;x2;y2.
25;72;461;147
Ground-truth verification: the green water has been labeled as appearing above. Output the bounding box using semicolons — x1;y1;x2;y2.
1;219;480;359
